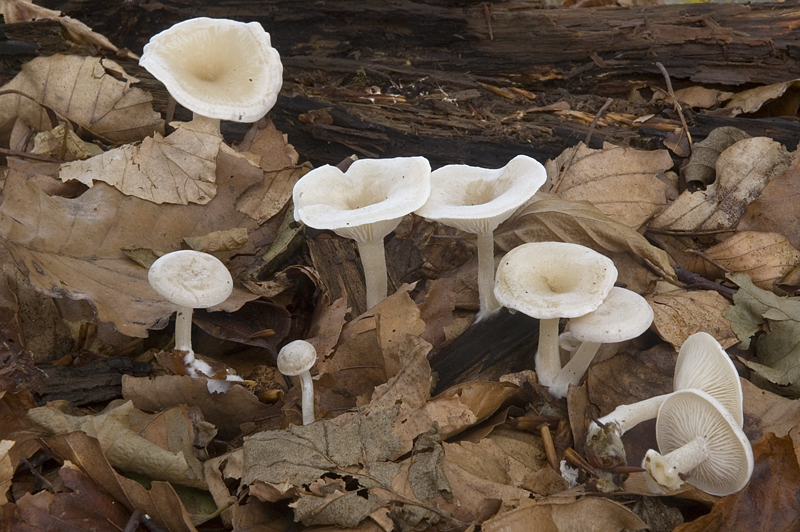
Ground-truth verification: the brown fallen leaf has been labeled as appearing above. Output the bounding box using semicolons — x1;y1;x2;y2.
496;192;675;281
650;137;791;233
122;375;281;440
742;379;800;442
674;432;800;532
647;286;737;349
31;123;103;161
687;231;800;290
723;79;800;117
0;157;263;337
738;150;800;250
236;165;310;224
0;1;128;56
0;54;163;143
14;461;142;532
654;86;733;109
0;390;48;504
682;126;750;187
482;496;647;532
42;430;198;532
59;120;224;205
27;400;206;488
548;142;673;229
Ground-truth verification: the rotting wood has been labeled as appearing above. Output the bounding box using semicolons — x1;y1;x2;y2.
430;308;539;393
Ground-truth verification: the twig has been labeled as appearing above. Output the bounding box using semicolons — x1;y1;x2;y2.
540;424;560;471
655;62;692;149
0;147;65;163
584;97;614;145
674;265;737;300
484;4;494;41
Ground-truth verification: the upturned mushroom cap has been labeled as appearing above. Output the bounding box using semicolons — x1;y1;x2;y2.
415;155;546;234
649;389;753;496
148;250;233;308
140;17;283;122
277;340;317;376
673;332;743;426
569;287;654;344
293;156;432;242
494;242;618;319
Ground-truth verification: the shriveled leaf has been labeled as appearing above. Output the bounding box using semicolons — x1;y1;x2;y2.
647;288;737;349
59;120;224;205
0;159;264;337
674;433;800;532
723;79;800;116
496;193;675;280
42;430;198;532
0;54;162;142
0;1;125;54
27;400;206;488
31;123;103;161
738;151;800;250
0;390;47;503
548;142;673;229
655;86;733;109
15;461;139;532
236;165;310;224
123;375;281;440
183;228;248;253
235;118;299;172
725;273;800;393
651;137;791;232
687;232;800;290
682;127;750;186
482;497;647;532
742;379;800;441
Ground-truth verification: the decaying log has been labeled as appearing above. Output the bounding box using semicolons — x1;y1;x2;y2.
36;357;151;406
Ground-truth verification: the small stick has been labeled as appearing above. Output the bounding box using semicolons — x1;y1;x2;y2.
655;62;692;149
584;97;614;145
541;424;560;472
484;4;494;41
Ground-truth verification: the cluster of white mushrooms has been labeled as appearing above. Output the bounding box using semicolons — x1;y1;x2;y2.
140;17;752;497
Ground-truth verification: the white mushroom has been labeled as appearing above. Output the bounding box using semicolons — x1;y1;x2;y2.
293;156;431;310
549;287;654;398
277;340;317;425
415;155;546;321
148;250;233;381
140;17;283;134
493;242;617;388
643;389;753;496
586;332;743;465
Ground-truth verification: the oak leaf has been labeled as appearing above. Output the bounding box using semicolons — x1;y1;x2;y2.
0;54;162;143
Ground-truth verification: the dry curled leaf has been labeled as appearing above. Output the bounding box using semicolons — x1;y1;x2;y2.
687;231;800;290
496;193;675;280
59;120;223;205
0;55;162;143
682;127;750;187
27;400;206;488
647;287;737;349
651;137;791;233
548;142;673;229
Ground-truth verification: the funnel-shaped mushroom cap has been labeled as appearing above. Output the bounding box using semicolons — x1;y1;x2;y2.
653;389;753;496
293;156;432;242
140;17;283;122
148;250;233;308
569;287;653;344
277;340;317;376
415;155;546;235
494;242;617;319
674;332;743;426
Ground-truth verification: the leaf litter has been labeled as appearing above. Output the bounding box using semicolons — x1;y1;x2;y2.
4;6;800;532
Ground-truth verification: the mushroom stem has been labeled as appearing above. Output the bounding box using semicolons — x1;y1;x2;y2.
357;238;388;310
644;437;710;491
174;305;194;357
549;340;602;398
298;371;316;425
476;231;500;320
597;394;669;433
536;317;561;387
190;112;222;136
